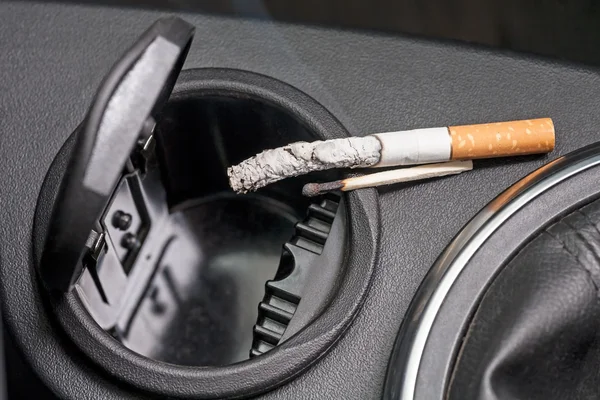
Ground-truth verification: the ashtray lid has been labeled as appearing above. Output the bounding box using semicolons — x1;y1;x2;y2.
40;17;195;291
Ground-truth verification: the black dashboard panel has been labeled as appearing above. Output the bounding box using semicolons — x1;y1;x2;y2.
2;1;600;399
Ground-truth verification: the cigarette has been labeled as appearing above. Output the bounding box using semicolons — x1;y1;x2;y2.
228;118;554;193
302;160;473;197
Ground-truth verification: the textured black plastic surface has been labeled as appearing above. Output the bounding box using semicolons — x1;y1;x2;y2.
2;1;600;399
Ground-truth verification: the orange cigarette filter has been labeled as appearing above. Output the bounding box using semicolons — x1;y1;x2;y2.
449;118;555;160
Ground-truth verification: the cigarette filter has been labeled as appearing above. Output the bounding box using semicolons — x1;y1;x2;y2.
374;118;554;167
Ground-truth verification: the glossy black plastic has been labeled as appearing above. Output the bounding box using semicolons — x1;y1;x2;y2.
251;193;346;357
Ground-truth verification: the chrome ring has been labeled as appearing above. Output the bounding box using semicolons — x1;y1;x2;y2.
384;142;600;399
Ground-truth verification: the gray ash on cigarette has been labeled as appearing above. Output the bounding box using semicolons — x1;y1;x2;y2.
227;137;381;193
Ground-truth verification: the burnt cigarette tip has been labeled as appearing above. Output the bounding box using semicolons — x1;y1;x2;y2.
302;180;344;197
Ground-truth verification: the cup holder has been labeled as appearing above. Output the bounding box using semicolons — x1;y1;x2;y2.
33;67;380;399
104;87;346;367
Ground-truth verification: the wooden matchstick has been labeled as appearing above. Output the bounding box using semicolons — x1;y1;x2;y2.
302;160;473;197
